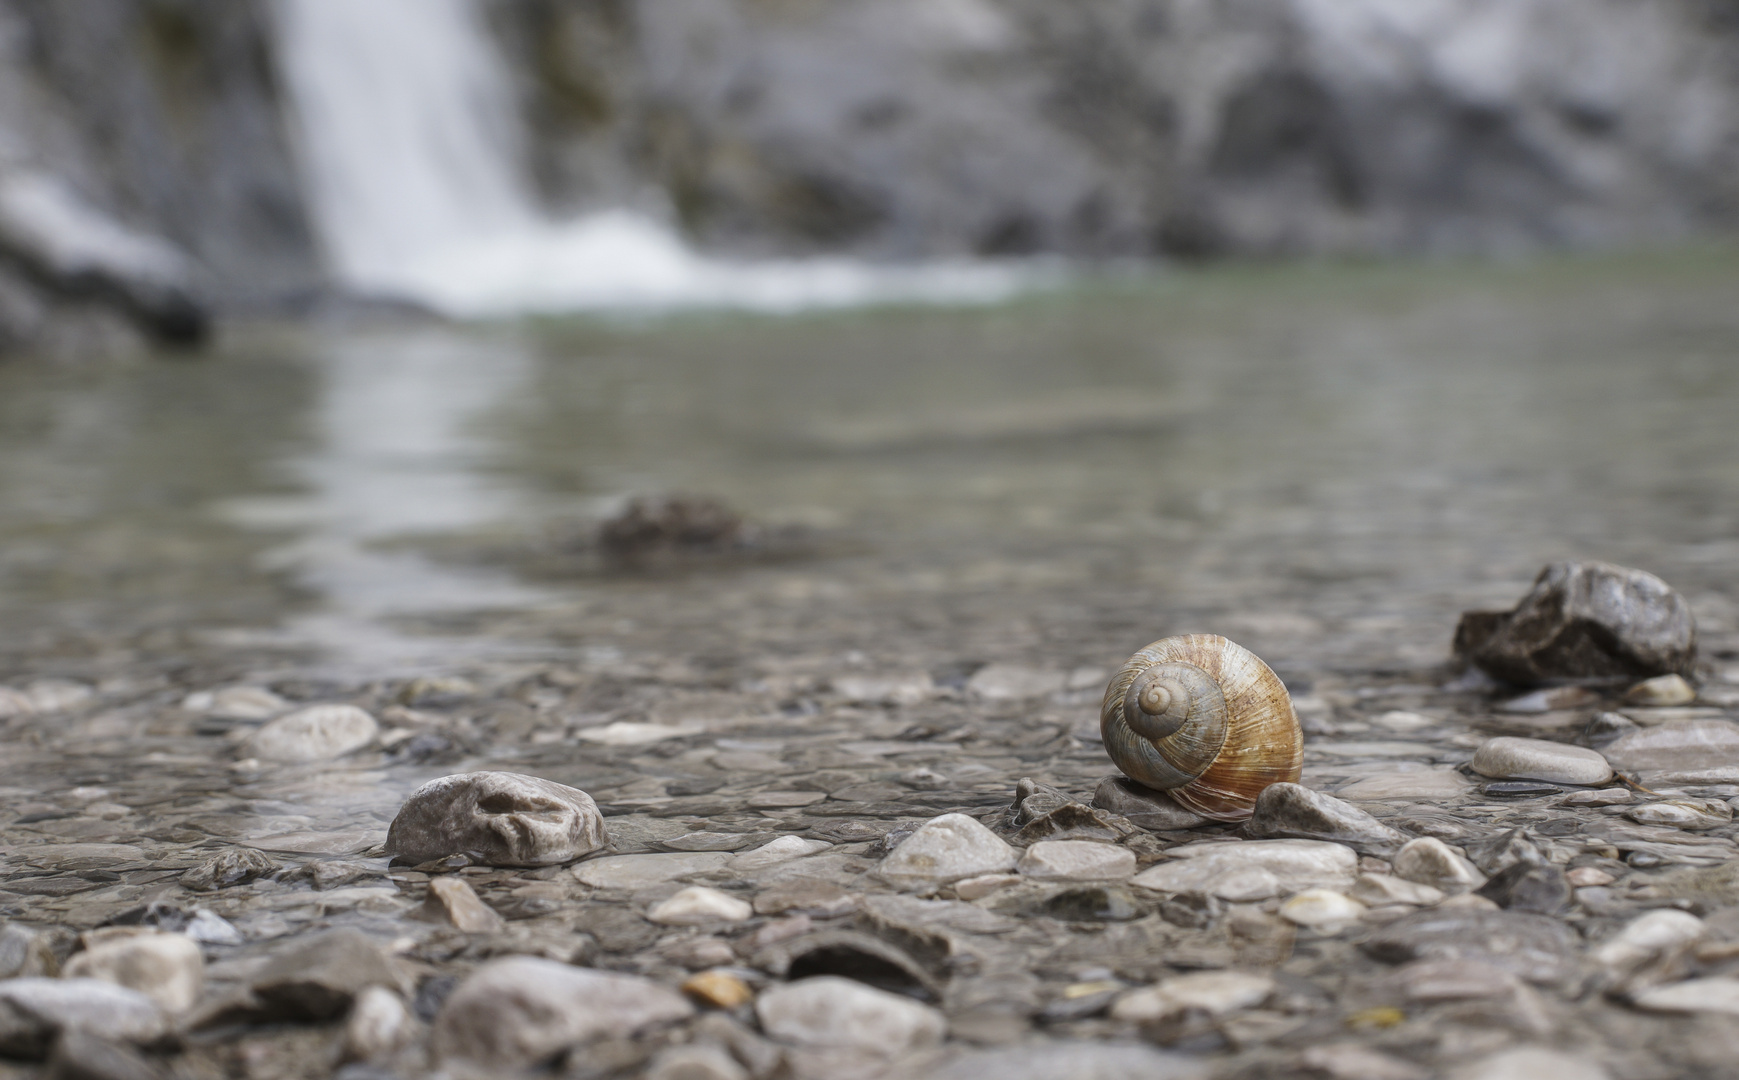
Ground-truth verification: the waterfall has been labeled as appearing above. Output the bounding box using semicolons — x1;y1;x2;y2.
270;0;1028;317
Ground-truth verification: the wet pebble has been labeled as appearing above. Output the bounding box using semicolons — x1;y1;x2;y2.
1387;958;1520;1002
1623;673;1696;706
1625;799;1732;829
1091;776;1208;830
433;956;693;1068
1630;976;1739;1015
1392;837;1485;893
681;970;755;1010
752;880;858;920
63;930;203;1013
965;664;1066;700
1278;888;1366;931
1247;782;1410;856
942;1045;1211;1080
419;875;506;933
248;928;399;1021
648;886;754;926
1599;718;1739;785
1349;873;1444;908
1471;737;1613;785
755;975;945;1056
0;979;165;1058
1131;840;1357;901
179;847;279;891
576;851;732;889
876;813;1017;891
386;771;609;867
1017;839;1135;881
1334;768;1471;800
1591;909;1704;981
1447;1047;1610;1080
341;986;416;1064
727;835;831;871
44;1029;161;1080
243;704;378;763
953;873;1021;900
647;1043;751;1080
1109;970;1274;1023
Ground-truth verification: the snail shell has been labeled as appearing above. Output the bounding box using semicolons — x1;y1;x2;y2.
1100;634;1302;821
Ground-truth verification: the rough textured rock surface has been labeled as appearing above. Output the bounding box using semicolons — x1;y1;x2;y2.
1455;561;1697;684
385;770;609;867
1247;781;1409;856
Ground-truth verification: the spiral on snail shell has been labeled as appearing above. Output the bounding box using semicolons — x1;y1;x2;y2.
1100;634;1302;821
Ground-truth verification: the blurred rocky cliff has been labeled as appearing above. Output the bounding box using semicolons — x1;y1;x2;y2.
2;0;1738;354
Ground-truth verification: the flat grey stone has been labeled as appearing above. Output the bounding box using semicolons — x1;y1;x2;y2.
1247;782;1410;856
574;851;732;889
915;1042;1207;1080
1471;737;1613;785
0;979;165;1059
1361;908;1579;985
434;956;693;1068
243;704;378;763
756;976;944;1056
1393;838;1486;893
1016;840;1135;881
1091;776;1208;830
1601;719;1739;784
1131;840;1357;901
386;771;609;867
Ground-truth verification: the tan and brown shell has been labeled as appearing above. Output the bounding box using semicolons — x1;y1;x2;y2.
1100;634;1303;821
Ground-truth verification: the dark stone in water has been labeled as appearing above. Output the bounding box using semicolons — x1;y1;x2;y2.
1454;561;1696;685
1032;886;1147;922
1482;781;1564;798
599;495;748;560
1476;860;1571;913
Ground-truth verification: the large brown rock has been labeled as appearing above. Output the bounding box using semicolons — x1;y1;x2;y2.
1454;561;1695;685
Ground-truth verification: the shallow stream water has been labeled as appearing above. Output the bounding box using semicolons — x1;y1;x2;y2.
3;250;1739;1077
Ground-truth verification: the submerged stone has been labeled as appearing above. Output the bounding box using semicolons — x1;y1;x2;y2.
243;704;378;763
877;813;1017;891
755;976;944;1056
434;956;693;1068
1130;840;1357;901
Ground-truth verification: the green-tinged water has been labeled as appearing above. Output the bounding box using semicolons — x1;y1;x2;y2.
3;250;1736;679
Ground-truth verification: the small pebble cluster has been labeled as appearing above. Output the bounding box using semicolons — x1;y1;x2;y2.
0;560;1737;1079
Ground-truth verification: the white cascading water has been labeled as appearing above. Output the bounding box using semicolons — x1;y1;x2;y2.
271;0;1029;317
